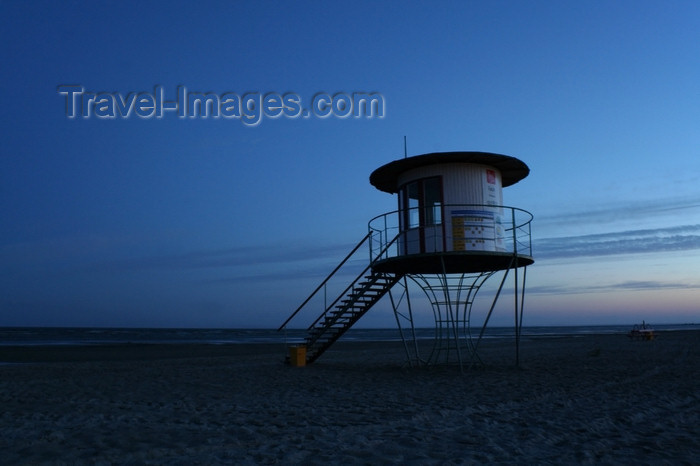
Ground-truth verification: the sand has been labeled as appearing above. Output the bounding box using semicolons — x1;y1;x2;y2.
1;331;698;464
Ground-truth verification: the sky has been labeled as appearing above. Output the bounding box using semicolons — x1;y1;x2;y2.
1;0;699;329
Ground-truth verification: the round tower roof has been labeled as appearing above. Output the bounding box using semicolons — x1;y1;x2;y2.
369;151;530;193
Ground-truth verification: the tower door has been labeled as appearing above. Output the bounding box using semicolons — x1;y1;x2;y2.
398;176;444;254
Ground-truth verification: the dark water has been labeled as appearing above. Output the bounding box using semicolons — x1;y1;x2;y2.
0;324;697;346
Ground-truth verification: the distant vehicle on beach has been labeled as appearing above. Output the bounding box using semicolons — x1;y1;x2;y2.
628;321;655;340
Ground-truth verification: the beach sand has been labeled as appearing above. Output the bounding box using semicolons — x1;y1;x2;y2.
1;331;697;464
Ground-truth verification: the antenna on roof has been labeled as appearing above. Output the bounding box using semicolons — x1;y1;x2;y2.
403;136;407;158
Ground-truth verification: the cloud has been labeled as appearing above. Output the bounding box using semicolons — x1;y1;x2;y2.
95;240;360;272
533;224;700;259
536;196;700;229
527;279;700;296
90;222;700;283
201;258;369;284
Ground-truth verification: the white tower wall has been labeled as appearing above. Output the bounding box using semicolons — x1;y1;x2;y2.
397;163;506;252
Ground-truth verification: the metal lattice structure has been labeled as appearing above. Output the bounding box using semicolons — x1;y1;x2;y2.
371;205;532;369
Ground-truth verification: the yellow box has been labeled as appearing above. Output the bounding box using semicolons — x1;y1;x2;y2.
289;345;307;367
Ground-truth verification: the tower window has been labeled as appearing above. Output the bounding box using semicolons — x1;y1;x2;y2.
399;176;443;229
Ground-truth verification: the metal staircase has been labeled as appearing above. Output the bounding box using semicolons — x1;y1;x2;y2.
303;271;402;363
279;232;402;364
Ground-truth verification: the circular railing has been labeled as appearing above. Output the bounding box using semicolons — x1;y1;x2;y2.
368;204;533;263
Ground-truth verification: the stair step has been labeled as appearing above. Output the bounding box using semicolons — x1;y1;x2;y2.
351;290;382;295
346;296;378;302
357;282;385;287
331;308;362;314
332;312;356;317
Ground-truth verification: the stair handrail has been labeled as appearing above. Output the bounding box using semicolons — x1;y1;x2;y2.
277;232;371;331
305;232;403;331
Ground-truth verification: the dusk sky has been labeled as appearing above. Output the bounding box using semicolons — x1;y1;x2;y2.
2;1;699;328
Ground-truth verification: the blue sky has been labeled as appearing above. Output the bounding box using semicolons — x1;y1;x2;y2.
1;0;699;328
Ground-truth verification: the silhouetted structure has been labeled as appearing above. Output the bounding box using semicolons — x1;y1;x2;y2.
281;151;533;368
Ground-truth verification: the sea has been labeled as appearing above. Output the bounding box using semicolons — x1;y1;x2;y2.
0;324;698;347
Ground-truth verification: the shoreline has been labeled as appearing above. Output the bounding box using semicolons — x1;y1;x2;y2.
1;331;697;463
1;328;696;364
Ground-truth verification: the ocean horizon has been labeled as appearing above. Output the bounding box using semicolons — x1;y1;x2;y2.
1;323;698;347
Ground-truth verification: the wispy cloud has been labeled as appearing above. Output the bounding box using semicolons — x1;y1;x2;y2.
527;279;700;295
201;258;369;284
101;241;358;272
533;224;700;259
98;222;700;278
536;196;700;229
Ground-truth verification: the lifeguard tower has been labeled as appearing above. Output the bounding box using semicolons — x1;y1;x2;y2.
280;151;533;368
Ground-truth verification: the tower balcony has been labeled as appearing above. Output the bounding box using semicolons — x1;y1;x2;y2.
368;204;534;274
